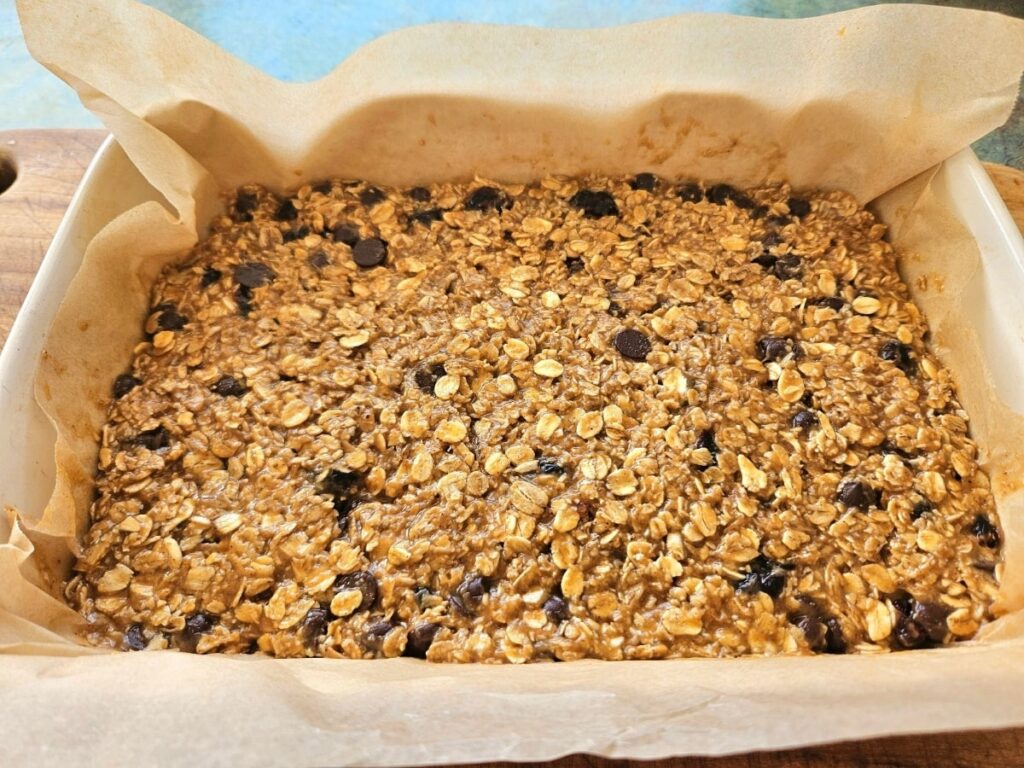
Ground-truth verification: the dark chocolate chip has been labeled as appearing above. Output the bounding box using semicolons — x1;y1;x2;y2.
787;197;811;217
750;205;769;219
766;214;790;228
363;618;394;648
113;374;141;399
913;600;951;643
564;257;585;274
677;183;704;203
537;457;565;475
911;499;933;520
752;253;777;270
234;262;276;288
282;224;310;243
894;616;928;649
300;606;328;644
409;208;445;227
465;186;508;212
791;410;818;430
792;598;846;653
200;266;222;287
823;617;847;654
352;237;388;268
211;375;246;397
235;284;253;316
123;623;146;651
543;595;571;623
312;180;334;195
308;250;330;269
233;190;258;222
451;574;487;616
156;307;188;331
773;256;802;280
405;622;441;658
630;173;658;191
569;189;619;219
695;429;719;459
969;514;1000;548
707;183;754;208
880;440;914;460
808;296;844;311
274;199;298;221
135;426;170;451
408;186;432;202
359;186;385;206
331;223;361;246
332;571;378;613
837;479;879;510
880;340;915;374
737;556;787;598
613;328;651;361
414;586;434;608
183;612;215;637
761;232;783;250
414;362;447;394
607;300;626;318
756;336;791;362
318;468;363;527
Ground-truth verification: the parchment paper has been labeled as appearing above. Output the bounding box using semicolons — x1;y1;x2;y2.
3;0;1024;764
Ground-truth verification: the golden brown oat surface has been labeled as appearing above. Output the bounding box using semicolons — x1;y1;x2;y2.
66;173;1002;661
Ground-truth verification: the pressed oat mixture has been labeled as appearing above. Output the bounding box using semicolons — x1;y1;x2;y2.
66;173;1003;661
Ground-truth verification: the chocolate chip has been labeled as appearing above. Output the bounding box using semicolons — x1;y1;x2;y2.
837;479;879;509
677;183;704;203
414;362;447;393
773;255;802;280
318;468;363;527
537;457;565;475
787;197;811;217
564;257;585;274
630;173;658;191
408;186;431;202
113;374;140;399
750;205;768;219
331;223;360;246
233;190;258;222
880;340;915;374
308;250;330;269
752;253;777;270
405;622;441;658
184;612;215;637
282;224;310;243
234;262;276;288
211;375;246;397
911;499;933;520
569;189;619;219
695;429;719;460
414;586;434;608
274;199;298;221
613;328;651;361
235;284;253;316
707;183;754;208
761;232;783;250
352;237;388;268
756;335;790;362
969;514;1000;548
200;266;222;287
135;426;170;451
607;300;626;318
880;440;914;460
894;616;928;649
312;180;334;195
409;208;444;227
808;296;844;311
792;598;846;653
451;574;487;616
363;618;394;648
333;571;378;613
465;186;508;212
912;600;950;643
359;186;385;206
766;214;790;228
543;595;570;623
791;410;817;430
123;623;146;651
301;606;328;644
736;556;786;598
156;307;187;331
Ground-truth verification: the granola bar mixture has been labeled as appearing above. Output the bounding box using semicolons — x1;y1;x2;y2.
66;172;1003;661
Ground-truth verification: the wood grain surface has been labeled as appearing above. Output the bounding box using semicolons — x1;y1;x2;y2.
1;129;1023;768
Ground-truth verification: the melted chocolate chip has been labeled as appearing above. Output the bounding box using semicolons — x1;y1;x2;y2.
232;190;258;222
312;180;334;195
736;556;787;598
333;571;378;613
352;237;388;268
607;300;626;318
113;374;141;399
750;205;768;219
752;253;777;270
156;307;187;331
761;232;783;250
756;336;791;362
808;296;845;311
123;623;146;651
564;257;585;274
363;619;394;648
318;469;363;528
569;189;619;219
301;606;328;644
677;183;704;203
200;266;222;287
211;375;246;397
791;410;818;430
405;622;441;658
630;173;658;191
613;328;652;361
837;479;879;510
183;612;215;637
308;251;330;269
409;208;445;227
911;499;933;520
359;186;385;206
465;186;508;212
331;223;361;246
234;262;276;288
695;429;719;460
451;574;487;616
408;186;432;202
707;183;754;208
537;457;565;475
773;255;802;280
235;284;253;316
969;514;1000;548
792;598;847;654
274;199;298;221
880;340;915;374
543;595;571;623
135;426;170;451
787;197;811;217
414;362;447;394
282;224;310;243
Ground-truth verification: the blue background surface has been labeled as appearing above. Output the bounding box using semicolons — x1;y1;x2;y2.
0;0;1020;165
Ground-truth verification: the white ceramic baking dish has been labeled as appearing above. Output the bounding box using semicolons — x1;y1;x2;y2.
3;139;1021;514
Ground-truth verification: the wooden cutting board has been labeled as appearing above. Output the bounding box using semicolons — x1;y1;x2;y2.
1;128;1023;768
